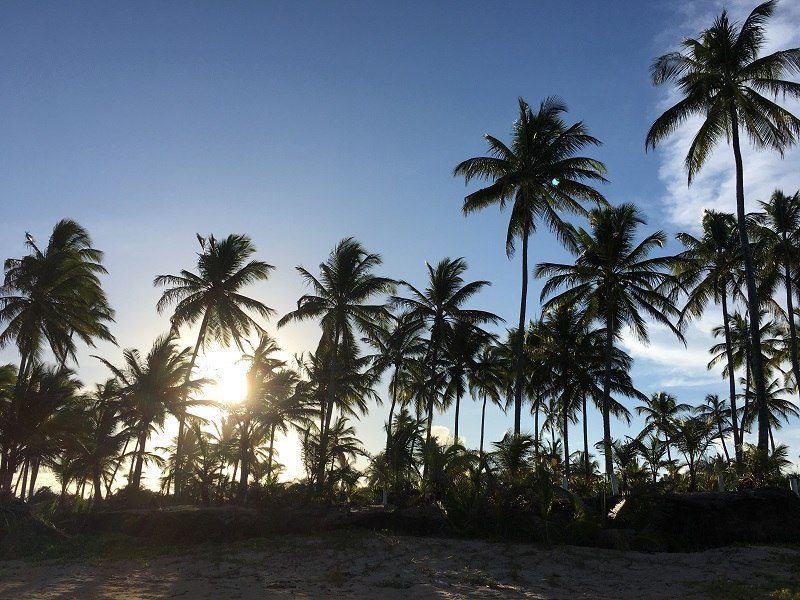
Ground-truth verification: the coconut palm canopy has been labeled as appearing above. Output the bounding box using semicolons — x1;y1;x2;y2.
1;1;799;493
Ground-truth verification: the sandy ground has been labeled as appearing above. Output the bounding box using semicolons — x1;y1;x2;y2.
0;531;797;599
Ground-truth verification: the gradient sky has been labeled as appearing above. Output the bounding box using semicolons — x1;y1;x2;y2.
2;1;799;485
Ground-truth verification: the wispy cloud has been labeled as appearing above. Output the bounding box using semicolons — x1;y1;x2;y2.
619;313;733;390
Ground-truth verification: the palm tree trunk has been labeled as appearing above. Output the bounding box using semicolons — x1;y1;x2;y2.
602;311;618;495
721;292;741;463
740;360;752;447
92;465;103;506
237;419;250;503
107;435;131;497
582;395;590;484
422;342;439;481
781;236;800;406
453;388;462;444
562;388;570;489
266;422;277;481
316;323;341;495
27;457;40;500
533;390;540;463
385;370;399;457
479;394;487;458
719;421;731;463
0;451;9;502
730;117;769;451
664;431;673;465
130;426;148;493
513;229;530;435
173;311;210;496
17;459;28;500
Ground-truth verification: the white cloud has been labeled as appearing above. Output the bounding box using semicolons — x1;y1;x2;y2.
431;425;452;445
619;312;736;390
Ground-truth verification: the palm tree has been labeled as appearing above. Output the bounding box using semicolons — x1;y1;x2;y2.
468;343;508;458
278;238;394;493
442;320;496;443
385;408;425;503
673;417;715;491
742;374;799;451
0;364;83;502
674;209;744;461
531;308;641;487
392;257;501;460
154;233;275;493
754;189;800;402
1;220;115;381
95;334;210;493
635;433;669;483
710;311;784;446
536;203;684;492
68;381;129;506
646;0;800;450
531;305;596;486
696;394;733;464
636;392;692;466
455;96;608;434
234;334;311;502
363;312;426;459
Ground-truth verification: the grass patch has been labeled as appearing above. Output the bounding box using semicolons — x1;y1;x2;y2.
461;570;498;588
707;576;800;600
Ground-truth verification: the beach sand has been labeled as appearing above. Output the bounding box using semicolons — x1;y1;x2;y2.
0;531;796;599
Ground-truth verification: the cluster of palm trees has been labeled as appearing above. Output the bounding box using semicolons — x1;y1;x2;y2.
1;1;799;510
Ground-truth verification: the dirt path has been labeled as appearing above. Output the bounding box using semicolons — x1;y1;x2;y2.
1;532;797;599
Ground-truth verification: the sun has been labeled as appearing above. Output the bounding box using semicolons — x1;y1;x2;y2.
195;344;249;405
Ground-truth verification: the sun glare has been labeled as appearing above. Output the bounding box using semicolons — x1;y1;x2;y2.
196;344;249;405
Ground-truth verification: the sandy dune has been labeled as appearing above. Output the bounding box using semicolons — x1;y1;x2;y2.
1;531;797;599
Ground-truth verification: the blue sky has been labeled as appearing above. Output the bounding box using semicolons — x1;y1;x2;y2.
2;1;799;484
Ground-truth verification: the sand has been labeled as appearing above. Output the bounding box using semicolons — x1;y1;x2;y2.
0;531;797;599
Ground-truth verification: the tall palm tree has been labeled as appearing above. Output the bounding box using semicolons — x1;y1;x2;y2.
278;238;394;493
753;189;800;402
95;334;210;493
1;220;115;381
455;97;608;434
154;233;275;493
536;203;684;492
646;0;800;450
674;209;745;461
392;257;501;459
